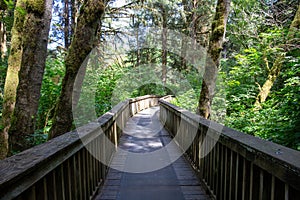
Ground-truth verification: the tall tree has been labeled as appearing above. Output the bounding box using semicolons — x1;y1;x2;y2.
0;6;7;59
254;3;300;109
197;0;231;118
49;0;105;138
161;4;167;85
1;0;23;159
6;0;53;154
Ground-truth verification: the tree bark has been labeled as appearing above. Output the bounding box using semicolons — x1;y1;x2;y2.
181;0;213;71
7;0;53;154
64;0;70;49
0;1;25;159
49;0;105;139
254;4;300;109
161;6;167;86
197;0;231;118
0;0;26;158
0;14;7;59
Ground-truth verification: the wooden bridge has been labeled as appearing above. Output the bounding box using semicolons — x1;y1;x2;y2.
0;95;299;200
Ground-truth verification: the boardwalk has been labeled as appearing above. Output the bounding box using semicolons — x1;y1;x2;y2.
96;106;210;200
1;96;299;200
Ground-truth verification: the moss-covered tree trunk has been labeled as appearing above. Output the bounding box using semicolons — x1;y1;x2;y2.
1;0;27;158
197;0;231;118
49;0;105;139
254;4;300;109
7;0;53;154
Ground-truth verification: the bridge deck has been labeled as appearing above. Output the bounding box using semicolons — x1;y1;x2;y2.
95;106;210;200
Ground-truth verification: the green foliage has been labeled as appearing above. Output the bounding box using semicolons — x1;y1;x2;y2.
0;58;8;122
36;54;65;135
170;69;201;112
223;42;300;150
1;0;298;152
95;63;126;116
171;89;198;112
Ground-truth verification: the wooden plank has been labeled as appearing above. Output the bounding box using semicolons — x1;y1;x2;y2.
95;106;210;200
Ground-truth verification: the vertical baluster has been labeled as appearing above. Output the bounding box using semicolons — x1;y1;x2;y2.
73;155;79;200
224;147;228;200
52;171;57;200
229;150;233;200
203;128;207;180
215;143;220;199
96;136;100;185
82;149;87;200
284;184;289;200
87;145;91;196
235;155;239;200
67;159;73;199
249;163;253;200
259;169;263;200
199;128;203;178
91;141;95;192
220;144;224;200
94;139;98;188
196;130;200;173
208;137;213;190
212;138;216;195
242;159;247;200
26;186;36;200
59;164;65;199
77;152;82;200
95;139;98;188
271;175;275;200
114;122;118;149
43;177;48;200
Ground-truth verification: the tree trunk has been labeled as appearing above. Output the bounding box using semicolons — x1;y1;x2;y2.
254;4;300;109
254;54;284;109
71;0;77;37
0;0;26;158
181;0;213;71
180;0;190;71
64;0;70;49
191;0;212;48
197;0;231;118
7;0;53;154
161;6;167;86
49;0;105;139
0;15;7;59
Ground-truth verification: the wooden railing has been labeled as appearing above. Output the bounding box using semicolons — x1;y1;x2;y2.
159;99;300;200
0;95;160;200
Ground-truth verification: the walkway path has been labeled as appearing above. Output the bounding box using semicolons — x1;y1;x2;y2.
95;107;210;200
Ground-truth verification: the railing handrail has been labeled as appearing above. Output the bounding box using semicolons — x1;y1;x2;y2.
159;99;300;199
0;95;160;200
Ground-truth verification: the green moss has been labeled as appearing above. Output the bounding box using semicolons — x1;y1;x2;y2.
25;0;45;14
213;25;225;36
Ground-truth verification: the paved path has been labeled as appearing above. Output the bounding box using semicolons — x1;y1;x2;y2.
95;107;210;200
